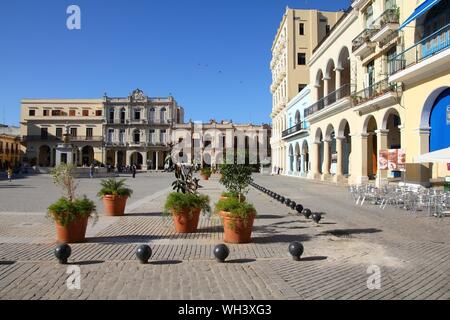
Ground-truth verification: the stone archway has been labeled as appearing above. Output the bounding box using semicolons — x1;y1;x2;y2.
81;146;94;166
38;145;51;167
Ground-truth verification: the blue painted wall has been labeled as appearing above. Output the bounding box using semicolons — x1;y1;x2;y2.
430;88;450;152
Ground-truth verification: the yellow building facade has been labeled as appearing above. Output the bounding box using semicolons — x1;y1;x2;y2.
0;127;21;170
304;0;450;186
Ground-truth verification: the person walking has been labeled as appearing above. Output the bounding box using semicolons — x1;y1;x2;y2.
89;164;95;179
7;167;13;182
132;164;137;179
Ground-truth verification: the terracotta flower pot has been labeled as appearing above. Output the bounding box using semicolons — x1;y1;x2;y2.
55;215;89;244
220;211;256;244
102;195;128;216
172;207;201;233
201;175;210;181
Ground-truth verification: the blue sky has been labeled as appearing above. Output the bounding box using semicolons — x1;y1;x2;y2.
0;0;350;126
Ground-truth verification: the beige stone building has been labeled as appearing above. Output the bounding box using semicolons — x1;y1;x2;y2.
270;8;344;173
20;90;271;171
103;89;184;170
172;120;271;168
20;99;104;167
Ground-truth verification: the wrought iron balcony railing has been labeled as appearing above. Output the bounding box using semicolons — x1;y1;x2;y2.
352;27;380;52
304;84;353;118
351;78;399;106
389;23;450;75
282;122;307;138
372;8;400;30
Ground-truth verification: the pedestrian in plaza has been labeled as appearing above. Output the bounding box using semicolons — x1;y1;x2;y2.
89;164;95;179
132;164;137;179
7;167;13;182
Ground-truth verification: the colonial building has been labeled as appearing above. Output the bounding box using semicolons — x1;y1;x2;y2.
0;125;21;170
20;90;271;171
20;89;183;169
270;8;344;174
300;0;449;186
20;99;104;167
103;89;184;170
282;86;311;177
172;120;271;168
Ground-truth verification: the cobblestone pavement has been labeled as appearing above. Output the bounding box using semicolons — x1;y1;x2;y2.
0;174;449;300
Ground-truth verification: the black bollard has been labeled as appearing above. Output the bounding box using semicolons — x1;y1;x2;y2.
136;245;152;264
213;244;230;263
302;208;312;219
295;204;304;214
288;241;304;261
54;244;72;265
311;212;322;224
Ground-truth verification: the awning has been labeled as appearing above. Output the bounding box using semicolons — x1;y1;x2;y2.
398;0;442;30
416;147;450;163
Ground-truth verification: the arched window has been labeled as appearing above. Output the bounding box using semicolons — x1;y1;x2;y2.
149;129;155;143
160;108;167;123
107;129;114;143
133;130;140;144
149;108;156;123
120;108;126;124
109;108;114;123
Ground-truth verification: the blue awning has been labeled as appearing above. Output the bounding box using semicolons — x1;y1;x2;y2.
398;0;442;30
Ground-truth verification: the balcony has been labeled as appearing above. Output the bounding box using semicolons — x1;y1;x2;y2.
352;78;401;114
352;27;379;59
389;23;450;85
304;84;353;118
282;122;308;139
71;136;103;142
370;8;400;43
22;135;103;143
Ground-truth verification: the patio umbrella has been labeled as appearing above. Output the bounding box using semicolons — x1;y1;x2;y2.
416;147;450;163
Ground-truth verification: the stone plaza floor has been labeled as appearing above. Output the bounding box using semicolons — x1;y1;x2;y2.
0;173;449;300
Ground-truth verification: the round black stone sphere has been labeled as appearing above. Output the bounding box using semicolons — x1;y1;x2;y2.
312;212;322;224
295;204;304;214
303;208;312;219
280;196;285;203
290;201;297;210
214;244;230;263
288;241;304;261
54;244;72;264
285;199;292;206
136;245;152;264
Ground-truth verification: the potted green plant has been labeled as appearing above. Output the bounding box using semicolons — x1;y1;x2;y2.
215;197;257;244
200;167;212;180
164;164;211;233
217;164;256;243
219;164;253;202
47;164;97;243
97;178;133;216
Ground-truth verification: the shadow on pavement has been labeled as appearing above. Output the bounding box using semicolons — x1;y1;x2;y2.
300;256;328;262
252;234;311;244
86;235;153;244
321;228;383;237
257;215;285;220
150;260;183;266
226;259;256;264
0;261;16;266
126;212;163;217
70;260;105;266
